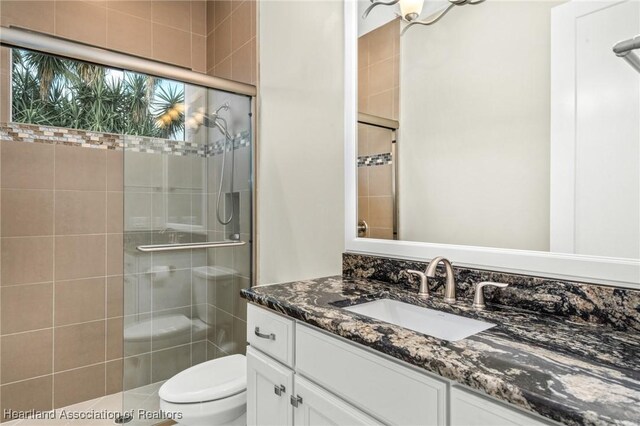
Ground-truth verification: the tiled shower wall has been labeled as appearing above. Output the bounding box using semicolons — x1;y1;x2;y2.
206;0;257;85
0;1;256;420
357;20;399;240
0;131;124;420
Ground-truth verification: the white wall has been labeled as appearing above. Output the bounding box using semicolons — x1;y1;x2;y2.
399;1;560;251
257;0;345;284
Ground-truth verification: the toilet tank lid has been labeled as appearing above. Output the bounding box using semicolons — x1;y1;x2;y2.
159;354;247;403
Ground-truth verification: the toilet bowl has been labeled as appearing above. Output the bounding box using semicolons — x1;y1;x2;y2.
159;354;247;426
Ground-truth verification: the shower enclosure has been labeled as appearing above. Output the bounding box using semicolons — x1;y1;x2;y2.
0;28;254;425
122;80;253;425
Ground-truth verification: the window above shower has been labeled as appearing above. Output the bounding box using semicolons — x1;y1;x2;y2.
11;48;187;141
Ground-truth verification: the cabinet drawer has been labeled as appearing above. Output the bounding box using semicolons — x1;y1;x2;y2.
296;324;447;426
247;304;295;367
450;387;555;426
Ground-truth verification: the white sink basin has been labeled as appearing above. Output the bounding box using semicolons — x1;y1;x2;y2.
343;298;495;341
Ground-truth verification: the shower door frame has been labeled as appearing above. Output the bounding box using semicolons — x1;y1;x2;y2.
0;26;259;286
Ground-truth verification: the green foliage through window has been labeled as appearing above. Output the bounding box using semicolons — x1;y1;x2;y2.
11;48;186;140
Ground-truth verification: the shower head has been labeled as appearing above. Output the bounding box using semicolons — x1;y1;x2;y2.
613;35;640;73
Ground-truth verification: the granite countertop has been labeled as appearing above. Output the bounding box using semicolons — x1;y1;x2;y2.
241;276;640;426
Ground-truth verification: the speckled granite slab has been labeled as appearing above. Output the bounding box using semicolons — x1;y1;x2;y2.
241;277;640;426
343;253;640;332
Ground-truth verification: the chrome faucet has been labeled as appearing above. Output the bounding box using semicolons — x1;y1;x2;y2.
425;257;456;303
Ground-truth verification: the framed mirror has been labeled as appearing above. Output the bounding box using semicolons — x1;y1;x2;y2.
344;0;640;287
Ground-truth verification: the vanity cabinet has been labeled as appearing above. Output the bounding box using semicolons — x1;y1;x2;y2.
246;347;293;426
450;386;550;426
247;304;555;426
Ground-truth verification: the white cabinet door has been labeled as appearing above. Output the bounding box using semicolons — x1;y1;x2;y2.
247;347;294;426
450;387;554;426
292;376;382;426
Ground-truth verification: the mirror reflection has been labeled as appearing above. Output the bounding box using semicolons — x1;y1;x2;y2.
357;0;640;261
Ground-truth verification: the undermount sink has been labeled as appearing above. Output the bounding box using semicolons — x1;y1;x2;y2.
343;298;495;341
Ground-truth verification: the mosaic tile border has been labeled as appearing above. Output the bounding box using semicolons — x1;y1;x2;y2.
0;123;251;157
358;152;392;167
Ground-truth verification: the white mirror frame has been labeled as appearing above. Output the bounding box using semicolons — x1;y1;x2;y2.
343;0;640;288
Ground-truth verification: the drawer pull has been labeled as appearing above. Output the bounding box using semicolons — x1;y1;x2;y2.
274;384;286;396
290;395;303;407
254;327;276;340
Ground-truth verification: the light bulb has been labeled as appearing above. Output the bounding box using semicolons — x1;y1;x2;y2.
399;0;424;21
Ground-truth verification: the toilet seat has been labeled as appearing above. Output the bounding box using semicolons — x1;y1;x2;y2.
159;354;247;403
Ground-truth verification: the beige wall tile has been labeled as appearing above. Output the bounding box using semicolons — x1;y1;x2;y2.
191;0;207;35
231;41;252;84
55;191;106;235
1;190;54;237
358;67;369;113
369;58;394;96
107;191;124;234
151;344;190;382
212;0;231;29
152;23;191;68
369;196;393;228
368;20;395;64
358;196;369;224
1;141;54;189
54;235;106;281
368;126;392;154
106;317;123;360
0;1;55;34
367;90;393;123
105;359;123;395
192;34;207;74
206;31;216;72
1;283;53;335
106;0;151;19
0;376;53;420
1;329;53;384
152;0;190;31
214;56;232;80
369;164;393;196
55;145;106;191
106;151;124;192
107;234;124;276
123;353;151;390
54;321;106;372
54;278;106;326
214;16;231;65
370;227;394;239
107;9;153;58
53;364;105;408
55;1;107;47
1;237;53;286
231;1;251;51
358;167;369;198
358;36;369;70
106;276;124;318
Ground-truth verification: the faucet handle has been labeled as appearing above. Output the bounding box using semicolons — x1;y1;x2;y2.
407;270;429;298
473;282;509;310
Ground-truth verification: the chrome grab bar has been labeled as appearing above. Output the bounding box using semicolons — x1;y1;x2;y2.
136;240;246;252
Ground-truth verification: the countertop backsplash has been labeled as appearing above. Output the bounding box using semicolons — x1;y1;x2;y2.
342;253;640;332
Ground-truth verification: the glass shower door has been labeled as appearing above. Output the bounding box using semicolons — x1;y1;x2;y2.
122;77;252;425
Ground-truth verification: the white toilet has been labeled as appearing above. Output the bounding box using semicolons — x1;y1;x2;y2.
159;354;247;426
